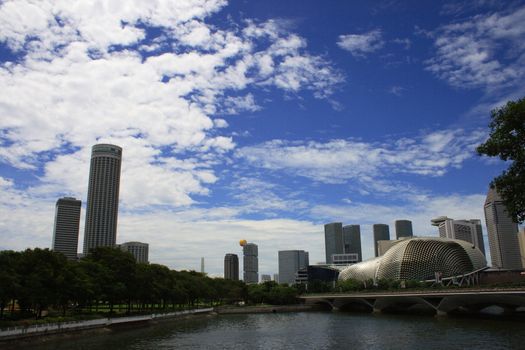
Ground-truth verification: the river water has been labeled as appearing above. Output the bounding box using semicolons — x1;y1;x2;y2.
12;312;525;349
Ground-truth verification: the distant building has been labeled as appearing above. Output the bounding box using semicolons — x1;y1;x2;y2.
119;241;149;263
324;222;343;264
343;225;362;262
373;224;390;257
261;274;272;282
331;253;358;266
431;216;485;254
52;197;81;260
278;250;309;285
295;265;340;286
273;273;279;283
243;243;258;283
201;257;205;274
83;144;122;255
224;253;239;280
518;228;525;269
484;188;521;269
395;220;413;239
377;240;401;256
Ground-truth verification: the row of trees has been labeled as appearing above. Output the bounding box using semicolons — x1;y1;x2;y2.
0;247;297;320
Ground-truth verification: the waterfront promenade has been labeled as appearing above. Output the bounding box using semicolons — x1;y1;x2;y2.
300;289;525;316
0;308;214;341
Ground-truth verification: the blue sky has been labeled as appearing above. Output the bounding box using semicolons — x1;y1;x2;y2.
1;0;524;276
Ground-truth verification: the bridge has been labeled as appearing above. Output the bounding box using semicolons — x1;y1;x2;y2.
300;289;525;316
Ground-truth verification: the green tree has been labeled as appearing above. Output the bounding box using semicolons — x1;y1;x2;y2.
0;251;21;318
85;247;136;313
477;97;525;223
17;249;67;319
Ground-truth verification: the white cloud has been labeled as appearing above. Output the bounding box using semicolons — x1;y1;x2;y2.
237;128;486;184
337;29;384;57
388;85;406;96
0;0;342;209
221;93;261;115
426;5;525;92
229;177;309;216
392;37;411;50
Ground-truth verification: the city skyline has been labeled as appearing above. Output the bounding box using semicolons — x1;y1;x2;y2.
1;1;525;276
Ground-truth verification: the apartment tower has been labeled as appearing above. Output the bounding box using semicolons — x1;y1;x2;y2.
119;241;149;263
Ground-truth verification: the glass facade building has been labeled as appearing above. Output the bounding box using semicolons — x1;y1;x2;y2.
278;250;309;285
52;197;81;260
224;253;239;280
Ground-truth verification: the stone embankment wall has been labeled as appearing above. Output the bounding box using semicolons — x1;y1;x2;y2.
0;308;213;341
216;304;314;314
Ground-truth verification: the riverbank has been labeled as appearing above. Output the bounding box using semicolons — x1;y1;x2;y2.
215;304;315;314
0;308;214;343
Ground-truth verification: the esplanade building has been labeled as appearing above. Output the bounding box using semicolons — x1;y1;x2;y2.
338;237;487;282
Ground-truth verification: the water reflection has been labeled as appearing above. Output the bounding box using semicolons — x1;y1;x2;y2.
8;312;525;350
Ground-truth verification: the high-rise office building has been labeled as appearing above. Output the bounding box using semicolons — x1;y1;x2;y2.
273;273;279;283
224;253;239;280
83;144;122;255
243;243;258;283
343;225;362;262
431;216;485;255
484;188;521;269
471;219;486;256
278;250;309;285
324;222;343;264
395;220;413;239
119;241;149;263
373;224;390;257
52;197;81;260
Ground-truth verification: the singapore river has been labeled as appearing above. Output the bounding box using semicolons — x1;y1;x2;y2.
12;312;525;350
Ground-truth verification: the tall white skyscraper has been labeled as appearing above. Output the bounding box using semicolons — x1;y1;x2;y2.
83;144;122;255
484;187;521;269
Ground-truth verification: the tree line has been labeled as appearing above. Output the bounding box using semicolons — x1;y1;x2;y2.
0;247;298;320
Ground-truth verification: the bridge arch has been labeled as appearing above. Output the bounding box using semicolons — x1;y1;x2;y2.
437;295;525;315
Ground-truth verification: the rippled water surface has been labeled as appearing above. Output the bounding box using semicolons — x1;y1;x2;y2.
12;312;525;349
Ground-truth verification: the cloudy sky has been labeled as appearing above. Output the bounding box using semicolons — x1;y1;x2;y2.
1;0;524;277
